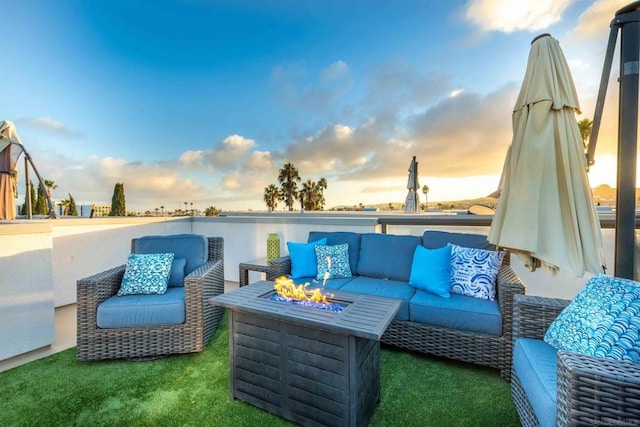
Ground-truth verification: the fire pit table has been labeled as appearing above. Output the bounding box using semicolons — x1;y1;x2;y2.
209;280;400;427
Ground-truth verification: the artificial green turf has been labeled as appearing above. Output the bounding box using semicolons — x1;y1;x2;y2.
0;314;519;426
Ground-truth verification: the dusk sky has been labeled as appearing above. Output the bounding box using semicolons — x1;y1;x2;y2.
1;0;629;212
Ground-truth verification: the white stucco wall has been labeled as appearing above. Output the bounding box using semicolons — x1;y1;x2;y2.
0;222;55;360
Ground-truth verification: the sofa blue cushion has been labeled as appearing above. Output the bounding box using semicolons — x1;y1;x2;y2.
339;276;415;320
513;338;558;427
356;233;421;282
291;276;355;291
308;231;362;273
409;245;452;298
409;290;502;335
287;238;328;279
422;231;492;250
97;287;185;328
134;234;208;276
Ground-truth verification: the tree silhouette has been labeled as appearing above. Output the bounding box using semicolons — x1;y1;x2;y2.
278;162;300;211
109;183;126;216
263;184;282;212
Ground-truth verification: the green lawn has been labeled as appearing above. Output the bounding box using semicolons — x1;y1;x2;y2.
0;314;519;426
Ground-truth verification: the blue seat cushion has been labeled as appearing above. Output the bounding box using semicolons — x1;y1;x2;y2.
422;230;493;250
290;276;354;291
134;234;208;277
97;287;185;328
339;276;415;320
357;233;421;282
513;338;558;427
409;290;502;335
308;231;362;273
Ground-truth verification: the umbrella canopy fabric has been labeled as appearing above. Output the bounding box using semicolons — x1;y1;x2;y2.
0;121;24;220
488;34;605;277
404;156;420;213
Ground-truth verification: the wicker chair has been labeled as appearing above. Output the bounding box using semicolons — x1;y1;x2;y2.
512;294;640;426
76;236;224;361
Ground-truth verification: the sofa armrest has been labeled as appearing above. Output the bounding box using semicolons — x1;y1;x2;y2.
496;261;526;339
557;351;640;425
270;255;291;278
513;294;569;341
76;265;126;334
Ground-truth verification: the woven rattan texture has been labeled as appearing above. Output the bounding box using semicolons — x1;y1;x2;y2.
76;237;224;361
512;294;640;426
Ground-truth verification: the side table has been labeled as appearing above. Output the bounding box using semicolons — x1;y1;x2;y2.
238;257;276;287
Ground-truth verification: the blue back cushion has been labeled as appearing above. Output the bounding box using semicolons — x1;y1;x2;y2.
422;231;493;250
134;234;208;276
308;231;362;273
357;233;421;282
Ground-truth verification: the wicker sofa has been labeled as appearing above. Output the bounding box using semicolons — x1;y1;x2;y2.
270;230;525;380
512;292;640;426
76;234;225;361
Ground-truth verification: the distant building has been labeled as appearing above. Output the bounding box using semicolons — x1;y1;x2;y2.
91;204;111;217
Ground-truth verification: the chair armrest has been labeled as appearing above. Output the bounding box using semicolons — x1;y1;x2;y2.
270;255;291;278
207;237;224;263
76;265;126;331
557;351;640;424
496;262;526;339
513;294;569;341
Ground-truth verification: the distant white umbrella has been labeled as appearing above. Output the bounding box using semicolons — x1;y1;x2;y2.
488;34;605;277
404;156;420;213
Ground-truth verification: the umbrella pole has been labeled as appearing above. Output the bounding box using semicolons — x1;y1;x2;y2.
615;6;639;279
588;2;640;279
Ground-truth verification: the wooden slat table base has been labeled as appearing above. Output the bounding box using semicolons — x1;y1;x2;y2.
210;281;400;427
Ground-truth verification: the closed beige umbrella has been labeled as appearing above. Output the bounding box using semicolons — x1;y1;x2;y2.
488;34;605;277
404;156;420;213
0;121;23;220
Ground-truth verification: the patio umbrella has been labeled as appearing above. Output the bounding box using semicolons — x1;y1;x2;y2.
404;156;420;213
0;121;24;220
488;34;605;277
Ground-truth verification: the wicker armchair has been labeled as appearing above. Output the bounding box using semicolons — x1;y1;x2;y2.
512;294;640;426
77;236;224;361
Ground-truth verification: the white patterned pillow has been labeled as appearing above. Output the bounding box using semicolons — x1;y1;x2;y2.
118;253;174;296
448;244;504;301
315;243;352;280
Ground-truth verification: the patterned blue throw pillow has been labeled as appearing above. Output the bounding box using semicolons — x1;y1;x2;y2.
118;253;174;296
544;275;640;363
315;243;352;280
448;244;504;301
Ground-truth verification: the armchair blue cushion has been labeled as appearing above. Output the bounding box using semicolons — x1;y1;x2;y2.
308;231;362;273
422;230;492;250
134;234;208;277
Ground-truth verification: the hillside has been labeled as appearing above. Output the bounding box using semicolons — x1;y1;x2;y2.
332;185;638;212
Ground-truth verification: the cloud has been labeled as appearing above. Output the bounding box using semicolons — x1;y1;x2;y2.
16;117;83;138
178;134;256;171
270;60;352;114
465;0;574;33
321;60;350;83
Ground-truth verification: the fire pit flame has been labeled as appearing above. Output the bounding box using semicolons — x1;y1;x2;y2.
272;276;343;312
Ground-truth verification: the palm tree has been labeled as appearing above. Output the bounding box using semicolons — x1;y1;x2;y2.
578;118;593;151
44;179;58;199
205;206;220;216
263;184;282;212
316;177;328;210
160;205;164;216
299;180;316;211
422;185;429;210
278;162;300;211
